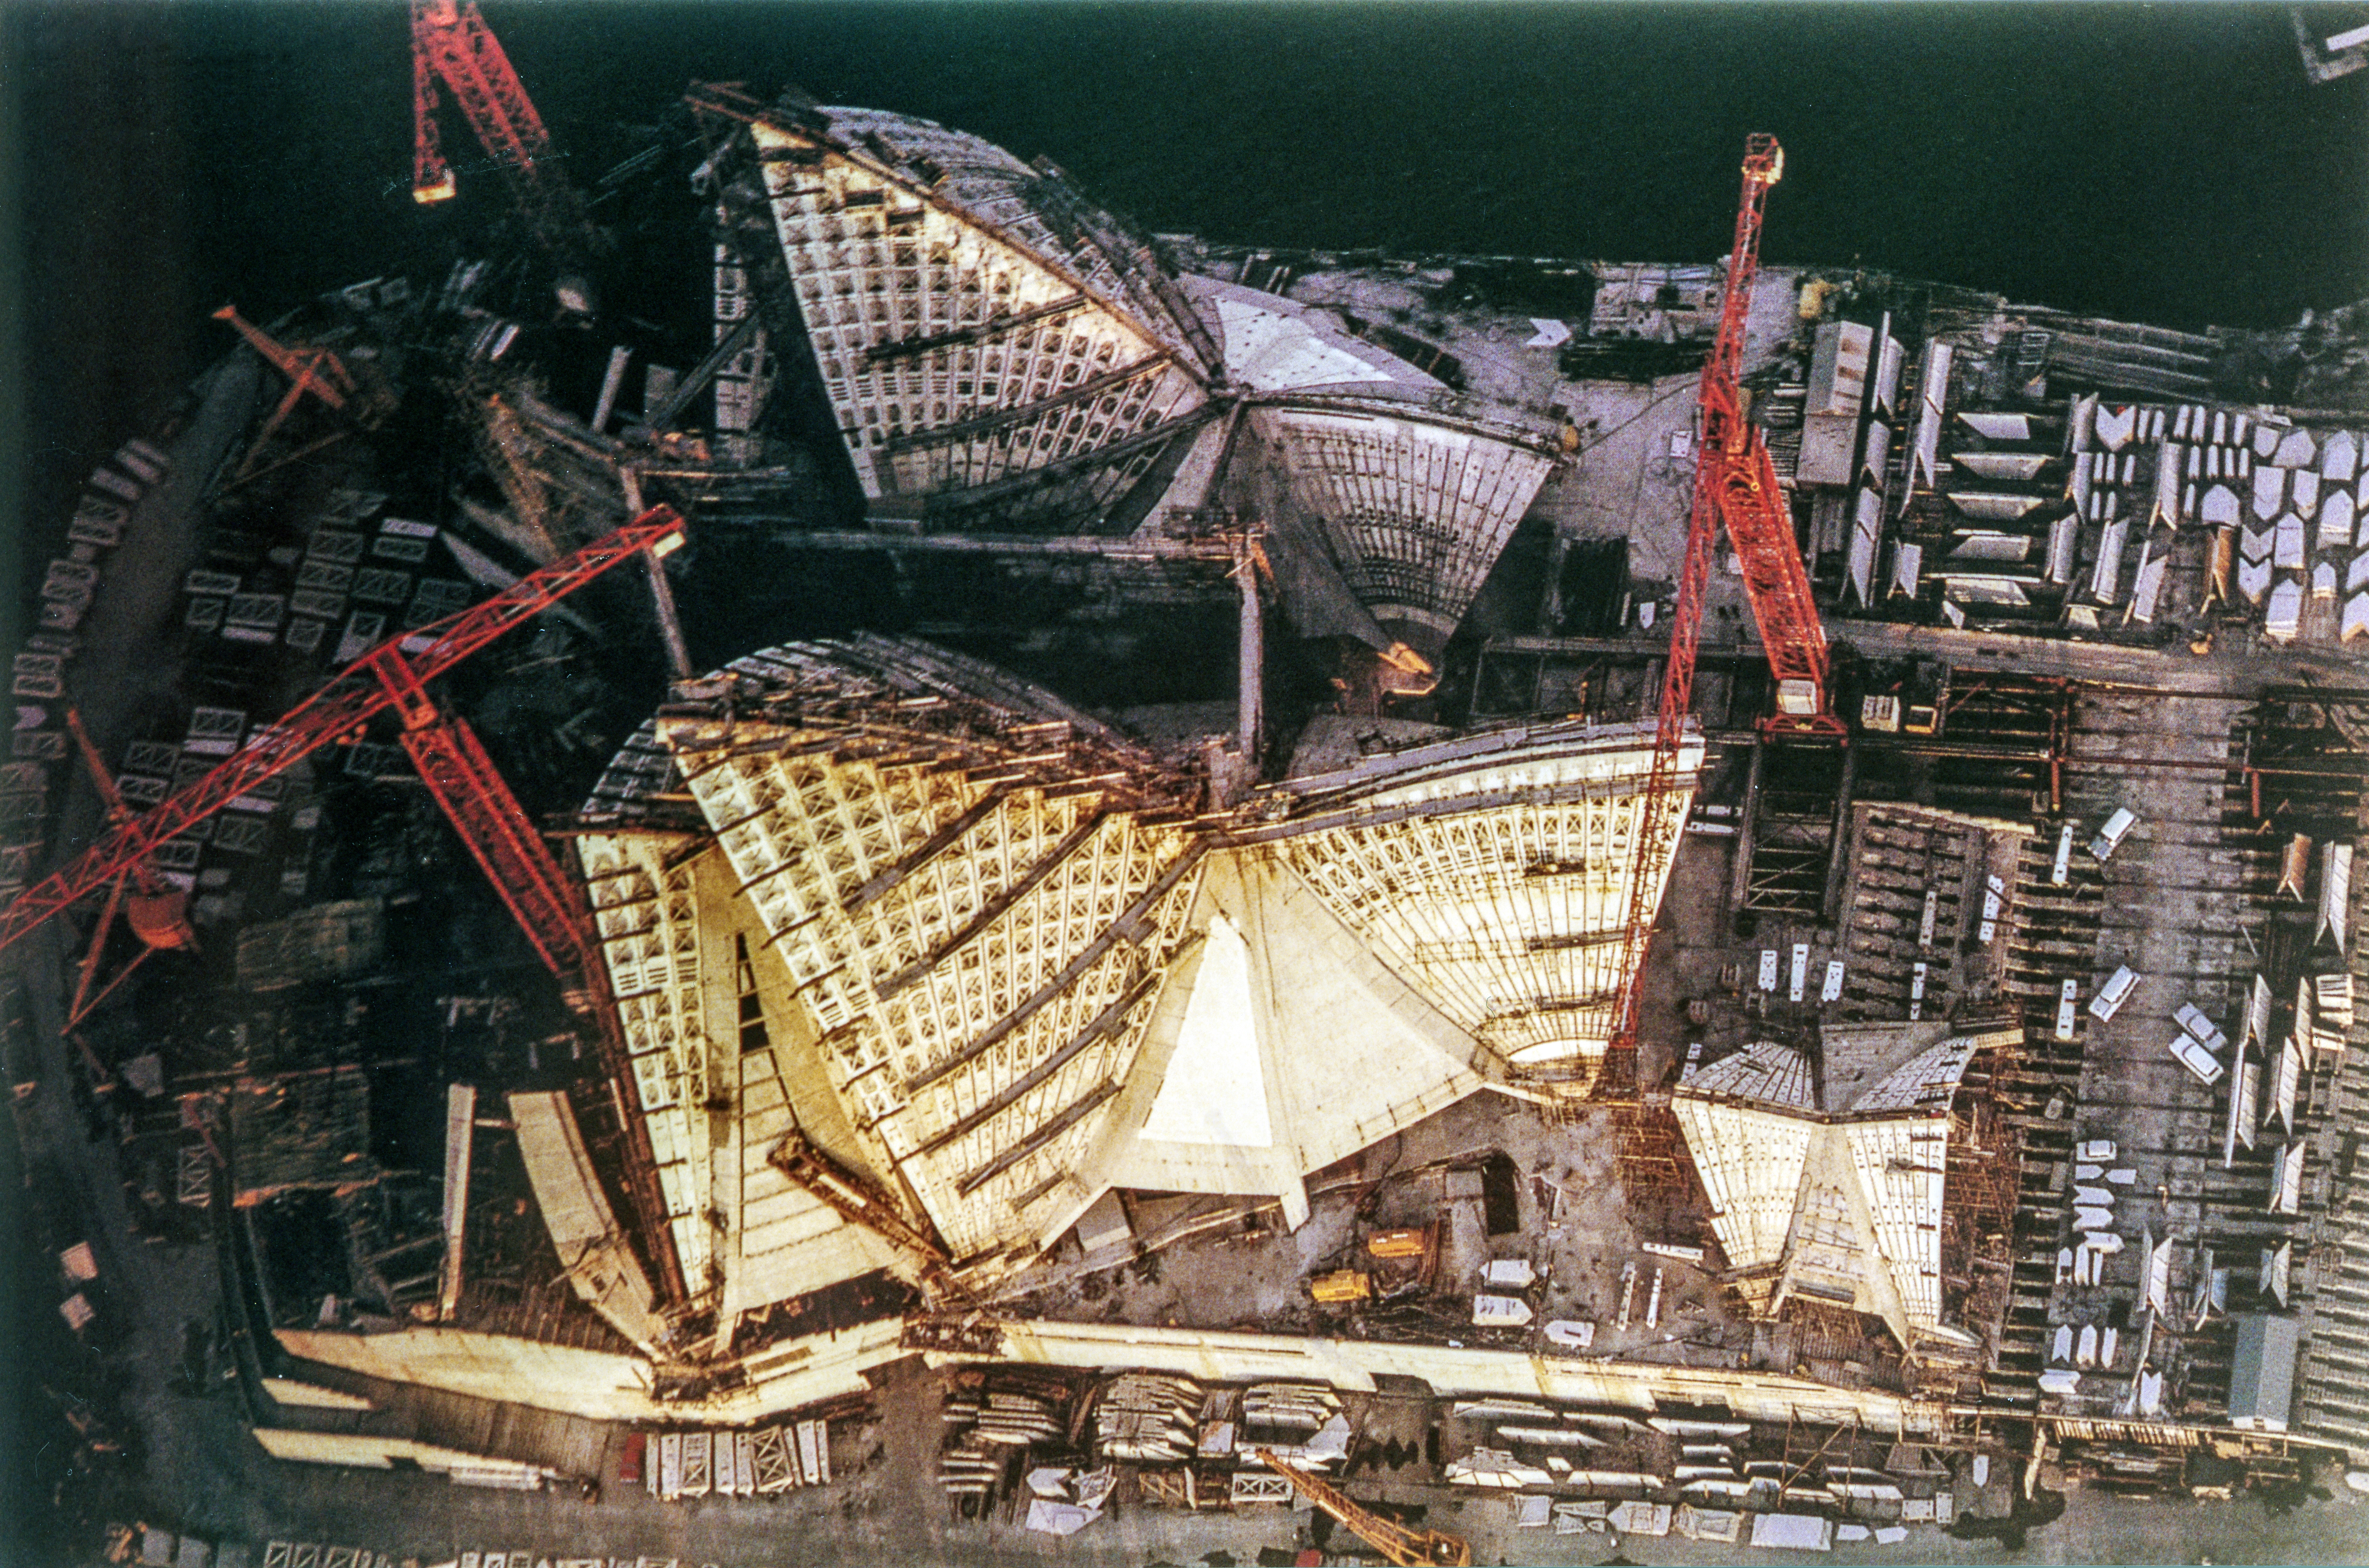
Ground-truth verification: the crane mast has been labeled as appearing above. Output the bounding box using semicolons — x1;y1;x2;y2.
1251;1450;1471;1567
1605;134;1837;1081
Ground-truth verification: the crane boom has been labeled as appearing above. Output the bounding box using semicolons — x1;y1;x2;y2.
1606;134;1835;1076
1;508;692;1306
1693;134;1831;730
1251;1450;1471;1567
0;510;685;958
409;0;586;253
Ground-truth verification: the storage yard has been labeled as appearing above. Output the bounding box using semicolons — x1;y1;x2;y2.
12;9;2369;1566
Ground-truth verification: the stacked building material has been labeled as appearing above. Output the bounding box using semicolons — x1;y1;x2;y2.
940;1377;1067;1500
1238;1381;1351;1470
1091;1372;1200;1463
1240;1381;1340;1431
945;1388;1066;1447
1444;1446;1555;1488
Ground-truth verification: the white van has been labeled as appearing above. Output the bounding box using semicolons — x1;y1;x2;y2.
2090;808;2139;862
2090;966;2140;1022
2055;979;2080;1041
2175;1001;2227;1054
2171;1034;2225;1085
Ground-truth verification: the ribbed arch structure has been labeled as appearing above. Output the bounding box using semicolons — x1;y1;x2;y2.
652;650;1201;1274
743;107;1210;522
1671;1026;2005;1348
574;835;716;1291
572;640;1690;1310
1247;405;1557;639
707;94;1573;644
1267;725;1695;1079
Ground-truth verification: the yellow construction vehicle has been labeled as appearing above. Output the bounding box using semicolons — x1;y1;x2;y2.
1252;1448;1471;1567
1309;1269;1373;1304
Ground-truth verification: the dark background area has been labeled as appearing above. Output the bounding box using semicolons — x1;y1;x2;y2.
2;5;2367;1560
10;1;2369;580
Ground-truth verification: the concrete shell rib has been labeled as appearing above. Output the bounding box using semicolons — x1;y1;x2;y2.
571;640;1688;1305
1853;1035;1981;1113
1682;1040;1816;1110
1271;728;1696;1074
575;828;716;1290
580;637;1206;1285
671;663;1199;1270
749;111;1208;519
1247;405;1554;639
1671;1094;1812;1272
1842;1118;1946;1329
1673;1031;1984;1342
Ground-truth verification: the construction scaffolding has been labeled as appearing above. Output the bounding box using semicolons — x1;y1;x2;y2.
1612;1090;1698;1219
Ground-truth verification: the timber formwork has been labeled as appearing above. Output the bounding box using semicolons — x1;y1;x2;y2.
1739;744;1845;918
1611;1090;1697;1221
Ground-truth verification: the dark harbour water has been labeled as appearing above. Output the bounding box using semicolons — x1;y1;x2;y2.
13;3;2369;464
10;0;2369;533
0;4;2367;1556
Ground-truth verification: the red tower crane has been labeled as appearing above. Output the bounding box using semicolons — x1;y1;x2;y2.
410;0;586;255
59;708;194;1028
212;306;361;480
0;508;691;1302
1605;134;1838;1086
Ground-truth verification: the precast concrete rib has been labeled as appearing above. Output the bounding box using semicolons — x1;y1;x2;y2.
956;1080;1123;1196
871;809;1109;998
914;966;1168;1157
843;787;1014;913
906;839;1209;1091
881;357;1173;453
863;293;1089;365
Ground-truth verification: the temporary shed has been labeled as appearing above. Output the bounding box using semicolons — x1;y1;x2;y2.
2320;842;2353;950
2229;1314;2300;1432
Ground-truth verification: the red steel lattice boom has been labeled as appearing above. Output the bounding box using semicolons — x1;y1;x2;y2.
0;508;685;957
0;508;691;1302
410;0;586;253
1605;134;1837;1087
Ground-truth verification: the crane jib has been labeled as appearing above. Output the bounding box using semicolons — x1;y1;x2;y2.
0;508;687;958
1607;131;1842;1060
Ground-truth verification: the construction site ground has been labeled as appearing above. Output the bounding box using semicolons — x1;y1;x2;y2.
999;1090;1748;1367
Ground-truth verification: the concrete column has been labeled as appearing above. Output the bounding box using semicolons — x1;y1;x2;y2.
1236;536;1263;771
